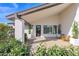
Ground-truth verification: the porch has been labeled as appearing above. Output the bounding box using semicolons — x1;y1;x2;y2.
14;3;76;43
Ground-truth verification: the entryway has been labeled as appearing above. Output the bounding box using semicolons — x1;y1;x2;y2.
35;24;61;37
36;25;41;37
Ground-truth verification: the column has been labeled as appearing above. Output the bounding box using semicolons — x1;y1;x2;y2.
41;25;44;37
15;19;25;43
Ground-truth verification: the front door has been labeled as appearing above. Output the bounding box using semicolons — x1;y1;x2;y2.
36;25;41;37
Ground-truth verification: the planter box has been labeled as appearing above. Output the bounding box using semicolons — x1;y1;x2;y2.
70;38;79;46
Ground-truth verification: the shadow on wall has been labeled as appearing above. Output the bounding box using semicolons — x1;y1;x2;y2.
60;4;79;36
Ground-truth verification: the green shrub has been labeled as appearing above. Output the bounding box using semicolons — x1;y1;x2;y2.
0;38;30;56
72;21;79;39
47;45;64;56
0;23;9;40
34;44;79;56
34;44;46;56
0;23;30;56
46;45;71;56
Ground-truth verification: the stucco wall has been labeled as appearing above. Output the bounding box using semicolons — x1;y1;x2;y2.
34;15;60;37
24;14;60;38
24;4;79;38
15;19;25;42
32;15;60;25
60;4;78;36
24;25;34;38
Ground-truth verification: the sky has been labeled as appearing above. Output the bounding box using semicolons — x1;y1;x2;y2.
0;3;42;24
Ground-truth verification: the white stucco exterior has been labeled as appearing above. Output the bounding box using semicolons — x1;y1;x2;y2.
15;19;25;42
24;15;61;38
59;4;79;37
33;15;60;38
7;3;79;45
18;4;79;39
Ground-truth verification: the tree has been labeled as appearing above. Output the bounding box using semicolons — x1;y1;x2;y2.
0;23;9;40
72;21;79;39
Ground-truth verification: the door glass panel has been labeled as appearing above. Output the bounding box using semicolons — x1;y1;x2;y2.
58;24;61;34
36;25;41;36
43;25;52;34
53;25;57;34
43;25;58;35
43;25;48;34
48;25;52;34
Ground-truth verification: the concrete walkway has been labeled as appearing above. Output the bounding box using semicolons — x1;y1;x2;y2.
27;37;71;53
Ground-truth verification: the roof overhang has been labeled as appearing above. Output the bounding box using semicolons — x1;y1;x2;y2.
6;3;72;22
6;3;63;19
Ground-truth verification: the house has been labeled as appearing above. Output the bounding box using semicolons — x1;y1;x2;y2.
6;3;79;43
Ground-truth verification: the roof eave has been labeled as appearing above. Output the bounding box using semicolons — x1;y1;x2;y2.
6;3;63;20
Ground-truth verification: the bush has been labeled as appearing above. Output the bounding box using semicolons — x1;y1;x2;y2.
0;23;9;40
0;38;30;56
72;21;79;39
0;23;30;56
34;44;79;56
34;44;46;56
47;45;67;56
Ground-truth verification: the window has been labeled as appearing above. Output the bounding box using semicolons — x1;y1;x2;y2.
43;25;52;34
43;25;48;34
58;24;61;34
43;25;60;34
49;25;52;34
53;25;57;34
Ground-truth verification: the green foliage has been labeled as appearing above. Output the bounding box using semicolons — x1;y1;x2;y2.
72;21;79;39
1;39;79;56
0;38;30;56
34;45;79;56
47;45;65;56
34;44;46;56
0;23;30;56
0;23;9;40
